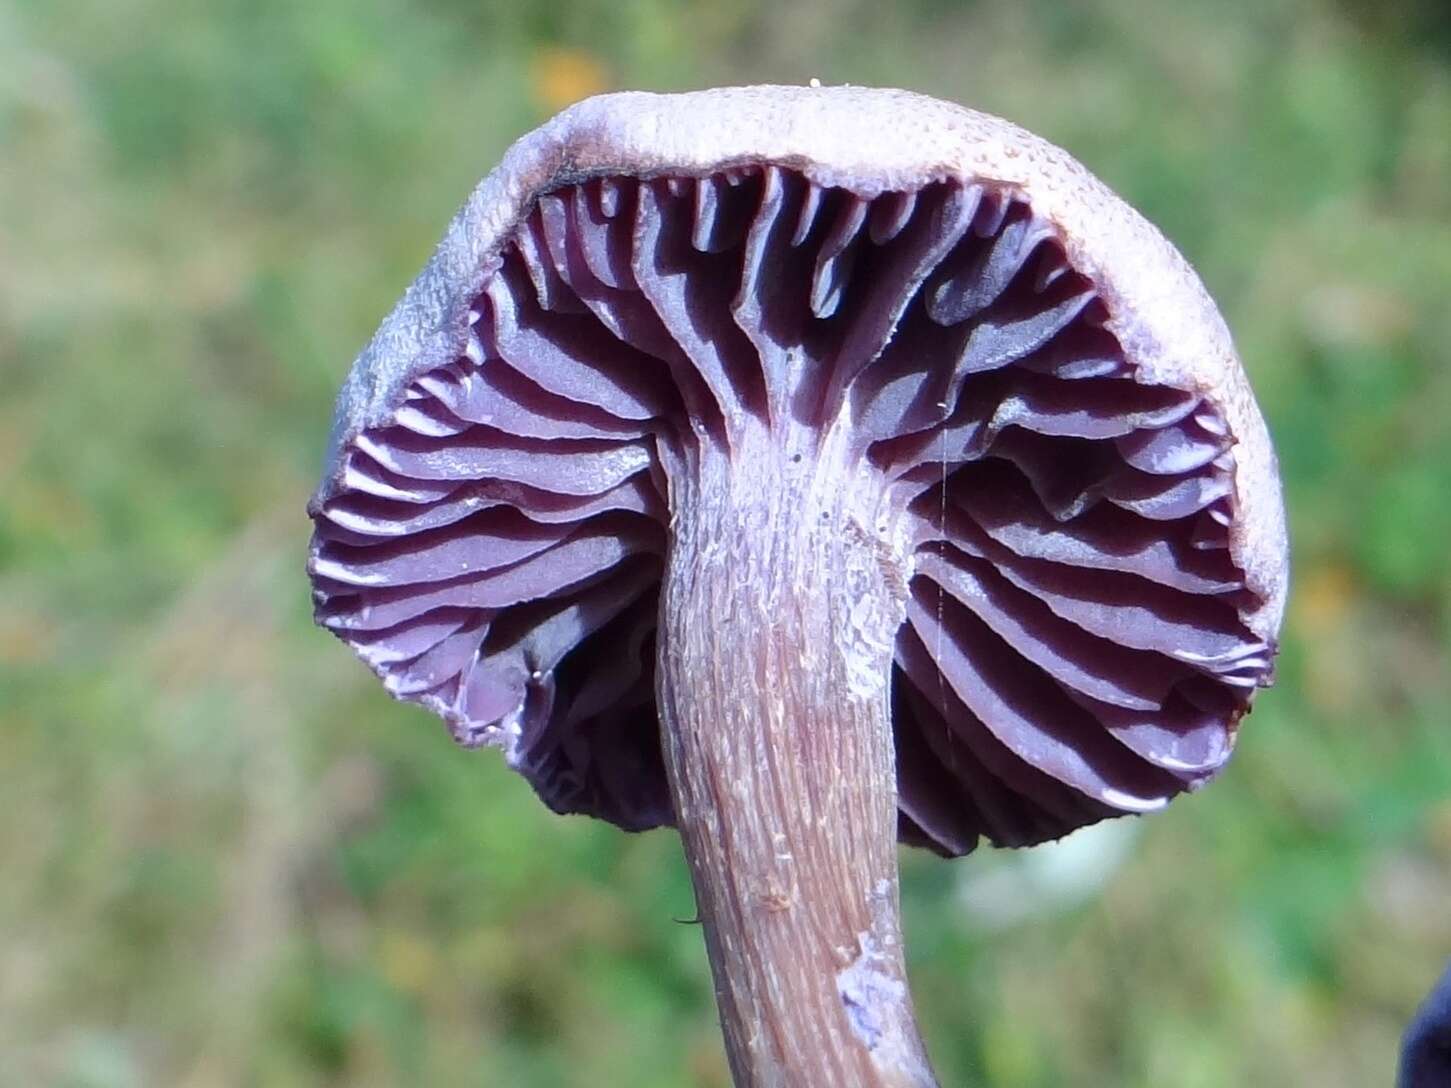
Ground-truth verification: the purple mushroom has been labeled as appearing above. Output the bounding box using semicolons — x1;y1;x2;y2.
308;86;1289;1086
1401;960;1451;1088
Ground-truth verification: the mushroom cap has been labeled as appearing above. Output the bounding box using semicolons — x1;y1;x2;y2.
308;85;1289;853
1400;959;1451;1088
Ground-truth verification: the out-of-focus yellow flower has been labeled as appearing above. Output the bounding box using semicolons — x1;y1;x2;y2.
1293;561;1360;714
531;47;610;113
378;929;440;997
1293;560;1355;635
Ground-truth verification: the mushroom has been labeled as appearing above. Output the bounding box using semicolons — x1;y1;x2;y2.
1400;959;1451;1088
307;86;1288;1086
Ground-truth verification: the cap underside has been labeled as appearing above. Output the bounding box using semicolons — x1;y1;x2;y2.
309;165;1274;855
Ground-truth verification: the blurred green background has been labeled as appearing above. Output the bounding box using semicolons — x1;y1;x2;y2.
4;0;1450;1084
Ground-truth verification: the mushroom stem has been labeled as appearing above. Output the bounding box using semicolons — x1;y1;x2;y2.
657;425;937;1088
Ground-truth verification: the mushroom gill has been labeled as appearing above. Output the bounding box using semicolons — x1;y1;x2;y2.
308;165;1273;853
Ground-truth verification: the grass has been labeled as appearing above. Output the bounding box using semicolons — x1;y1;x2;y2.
3;0;1449;1084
